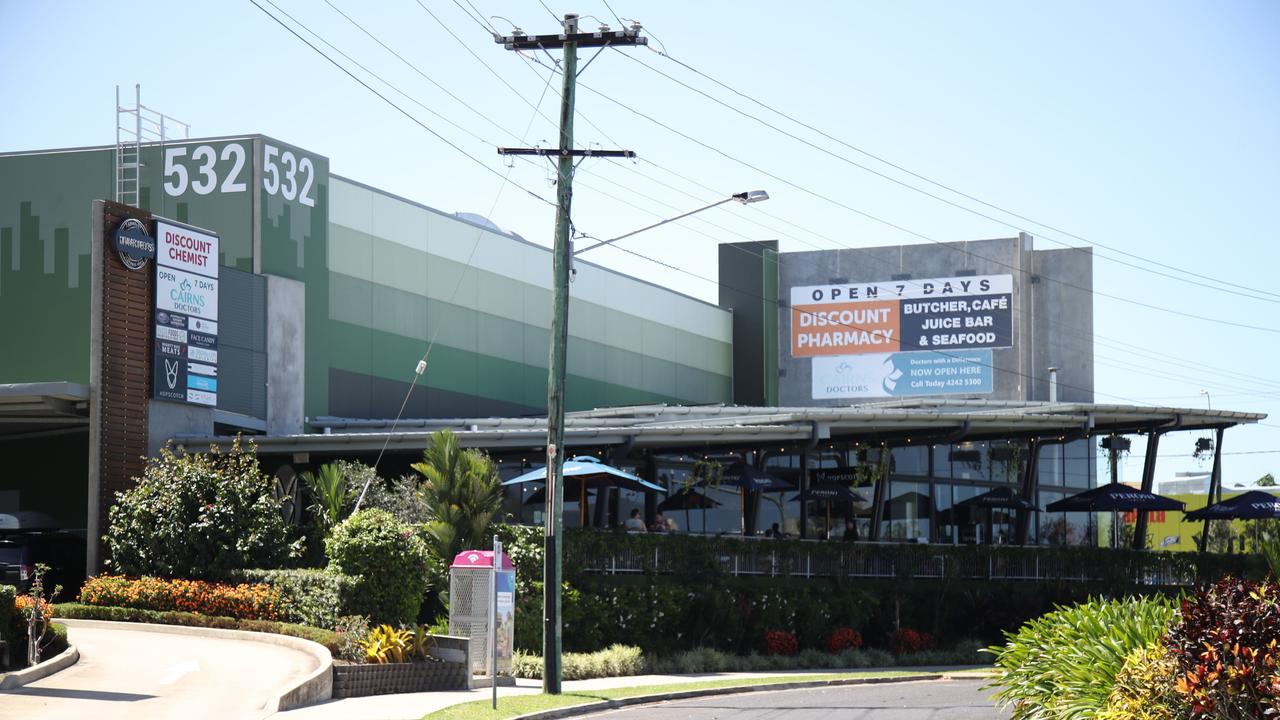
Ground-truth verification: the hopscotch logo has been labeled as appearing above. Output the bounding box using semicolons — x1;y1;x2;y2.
164;359;180;390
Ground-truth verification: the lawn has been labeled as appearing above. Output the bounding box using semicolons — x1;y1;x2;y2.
422;671;930;719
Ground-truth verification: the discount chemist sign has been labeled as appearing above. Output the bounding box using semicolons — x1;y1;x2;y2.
790;274;1013;357
152;219;220;407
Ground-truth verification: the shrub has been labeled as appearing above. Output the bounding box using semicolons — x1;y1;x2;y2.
1166;577;1280;719
79;575;282;621
764;630;798;656
335;614;371;662
887;628;934;655
54;602;340;655
512;644;646;680
229;569;355;630
325;508;432;625
827;627;863;653
357;470;430;525
1097;643;1188;720
104;439;302;578
1;584;17;657
985;595;1178;720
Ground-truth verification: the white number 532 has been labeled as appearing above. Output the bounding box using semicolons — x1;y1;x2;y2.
262;144;316;207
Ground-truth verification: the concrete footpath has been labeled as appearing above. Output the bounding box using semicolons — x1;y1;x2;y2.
272;666;992;720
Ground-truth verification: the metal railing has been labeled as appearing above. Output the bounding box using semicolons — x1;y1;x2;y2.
564;532;1262;586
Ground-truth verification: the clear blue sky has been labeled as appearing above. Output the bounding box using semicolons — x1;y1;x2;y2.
2;1;1277;487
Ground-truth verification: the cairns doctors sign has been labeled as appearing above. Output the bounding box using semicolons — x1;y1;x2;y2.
153;220;220;407
791;274;1011;400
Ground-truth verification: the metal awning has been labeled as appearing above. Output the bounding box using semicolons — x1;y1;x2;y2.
0;382;90;439
174;400;1266;456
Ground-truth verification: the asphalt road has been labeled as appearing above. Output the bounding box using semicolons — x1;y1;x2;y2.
571;679;1010;720
0;623;318;720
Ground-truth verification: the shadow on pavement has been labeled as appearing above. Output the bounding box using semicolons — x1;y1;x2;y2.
6;687;156;702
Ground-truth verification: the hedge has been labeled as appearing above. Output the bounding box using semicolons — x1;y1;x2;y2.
79;575;282;621
224;568;355;630
53;602;340;655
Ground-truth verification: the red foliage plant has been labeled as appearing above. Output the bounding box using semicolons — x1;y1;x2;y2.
1165;576;1280;719
79;575;282;622
886;627;934;655
827;627;863;653
764;630;799;656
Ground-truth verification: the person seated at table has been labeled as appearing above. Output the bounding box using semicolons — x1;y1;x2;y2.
765;522;786;539
664;516;679;533
650;512;669;533
624;508;646;531
842;518;859;542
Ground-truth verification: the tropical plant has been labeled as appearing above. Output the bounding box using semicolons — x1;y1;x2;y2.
300;463;351;536
325;508;432;625
887;627;934;655
361;624;414;664
1096;642;1188;720
412;430;504;583
985;595;1179;720
105;438;302;577
1165;577;1280;719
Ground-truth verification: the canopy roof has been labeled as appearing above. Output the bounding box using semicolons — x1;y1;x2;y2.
178;399;1265;456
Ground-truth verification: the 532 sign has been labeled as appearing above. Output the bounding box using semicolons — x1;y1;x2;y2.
161;141;317;207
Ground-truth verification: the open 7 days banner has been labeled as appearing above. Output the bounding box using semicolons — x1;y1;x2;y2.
153;219;220;407
791;274;1011;400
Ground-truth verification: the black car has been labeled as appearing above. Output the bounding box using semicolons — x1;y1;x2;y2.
0;512;86;596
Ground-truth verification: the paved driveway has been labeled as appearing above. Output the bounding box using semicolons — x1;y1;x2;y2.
0;622;318;720
570;679;1010;720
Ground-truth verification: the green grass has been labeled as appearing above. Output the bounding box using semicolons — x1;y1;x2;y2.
422;671;928;719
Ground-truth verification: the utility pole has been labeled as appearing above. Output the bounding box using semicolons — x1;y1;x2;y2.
496;14;645;695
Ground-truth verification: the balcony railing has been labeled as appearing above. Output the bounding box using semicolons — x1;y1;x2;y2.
562;530;1264;586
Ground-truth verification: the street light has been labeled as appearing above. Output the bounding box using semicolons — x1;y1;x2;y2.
572;191;770;256
1200;389;1211;410
541;188;767;692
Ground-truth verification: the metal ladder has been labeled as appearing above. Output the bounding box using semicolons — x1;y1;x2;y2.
115;84;190;207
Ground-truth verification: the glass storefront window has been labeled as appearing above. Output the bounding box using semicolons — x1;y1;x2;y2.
988;441;1024;485
880;480;931;542
1064;438;1095;488
1038;489;1094;546
891;445;929;477
1038;443;1064;487
949;441;990;482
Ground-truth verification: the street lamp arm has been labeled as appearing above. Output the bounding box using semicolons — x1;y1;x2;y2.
572;190;768;256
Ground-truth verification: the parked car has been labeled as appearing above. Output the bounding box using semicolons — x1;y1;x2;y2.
0;512;86;597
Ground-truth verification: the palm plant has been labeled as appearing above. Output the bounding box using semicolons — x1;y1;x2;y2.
301;462;352;536
412;429;504;568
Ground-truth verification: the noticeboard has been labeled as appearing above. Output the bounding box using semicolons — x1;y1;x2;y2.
152;219;220;407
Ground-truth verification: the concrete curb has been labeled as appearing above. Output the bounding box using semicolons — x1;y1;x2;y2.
0;644;80;691
508;673;944;720
59;618;332;711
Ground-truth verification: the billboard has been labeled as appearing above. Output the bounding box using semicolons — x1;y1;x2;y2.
153;219;220;407
791;274;1011;400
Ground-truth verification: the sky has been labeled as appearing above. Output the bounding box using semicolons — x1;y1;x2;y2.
1;1;1277;488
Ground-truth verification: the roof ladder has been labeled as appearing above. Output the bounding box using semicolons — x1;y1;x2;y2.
114;84;190;208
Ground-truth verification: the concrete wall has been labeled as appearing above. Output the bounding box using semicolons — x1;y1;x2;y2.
267;274;305;434
147;400;213;456
776;236;1093;406
1031;247;1094;401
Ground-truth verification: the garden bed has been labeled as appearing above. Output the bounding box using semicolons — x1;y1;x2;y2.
332;657;468;697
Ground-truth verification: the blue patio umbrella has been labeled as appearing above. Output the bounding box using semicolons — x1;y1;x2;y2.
1184;490;1280;520
716;462;795;492
1046;482;1183;548
504;456;666;526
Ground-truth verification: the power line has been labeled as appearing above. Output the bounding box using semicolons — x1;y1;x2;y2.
561;74;1280;334
636;42;1280;304
306;2;1275;409
248;0;552;207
